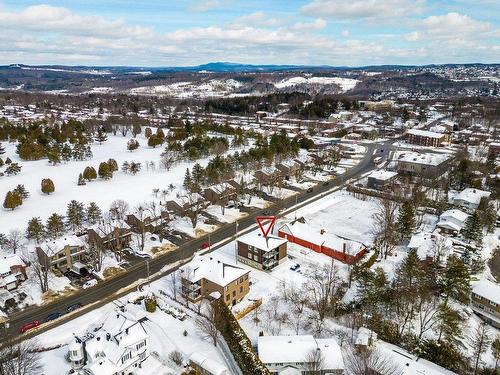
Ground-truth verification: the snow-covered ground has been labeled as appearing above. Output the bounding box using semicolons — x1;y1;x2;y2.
274;76;359;92
130;79;243;98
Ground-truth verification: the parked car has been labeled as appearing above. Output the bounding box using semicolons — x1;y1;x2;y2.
82;279;98;289
46;312;62;322
19;320;40;333
201;242;210;249
290;263;301;271
66;303;83;313
134;252;152;259
306;187;313;193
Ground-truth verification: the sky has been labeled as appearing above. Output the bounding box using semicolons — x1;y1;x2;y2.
0;0;499;67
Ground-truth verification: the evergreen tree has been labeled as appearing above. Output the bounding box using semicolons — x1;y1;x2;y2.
61;143;72;162
98;162;112;179
396;201;416;241
132;123;142;137
46;213;65;239
3;191;22;210
41;178;55;195
192;163;205;184
66;200;85;230
95;127;108;144
183;168;193;192
439;255;470;305
72;143;86;160
107;158;118;172
26;217;45;243
156;128;165;141
147;134;162;148
77;173;86;186
127;139;139;151
5;162;21;175
463;211;483;246
86;202;102;225
84;145;93;159
13;184;29;199
481;203;497;233
83;166;97;181
144;127;152;138
47;144;61;165
122;161;130;173
129;161;141;175
436;304;463;347
470;322;492;375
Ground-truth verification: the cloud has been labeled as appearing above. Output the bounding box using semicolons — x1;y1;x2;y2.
189;0;224;12
292;18;327;31
301;0;425;20
230;12;281;27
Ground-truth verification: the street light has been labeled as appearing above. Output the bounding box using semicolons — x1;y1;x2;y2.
235;221;239;264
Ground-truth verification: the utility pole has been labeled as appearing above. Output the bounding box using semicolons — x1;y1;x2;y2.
235;221;239;264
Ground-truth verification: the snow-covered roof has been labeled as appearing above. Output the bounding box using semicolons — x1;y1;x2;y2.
280;221;364;254
0;254;25;275
453;188;491;206
190;352;229;375
436;209;469;232
39;235;86;255
89;220;130;236
368;170;398;181
180;254;249;287
398;152;450;166
206;182;234;195
237;230;287;252
355;327;377;346
407;232;453;263
472;279;500;305
406;129;445;138
257;335;344;370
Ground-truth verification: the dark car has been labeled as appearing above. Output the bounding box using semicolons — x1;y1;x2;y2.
66;303;83;313
290;263;301;271
46;312;62;322
19;320;40;334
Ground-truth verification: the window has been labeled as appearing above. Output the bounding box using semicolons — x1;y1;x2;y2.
240;286;243;293
136;340;146;350
121;352;132;364
225;286;228;292
226;294;230;301
245;274;248;280
232;291;236;297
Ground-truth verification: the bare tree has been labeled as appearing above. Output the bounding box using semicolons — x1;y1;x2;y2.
344;347;401;375
109;199;129;222
470;322;492;375
304;348;325;374
304;259;343;321
87;241;105;273
160;150;179;171
416;295;440;340
0;340;43;375
4;230;25;255
30;252;50;294
371;199;399;259
195;300;220;347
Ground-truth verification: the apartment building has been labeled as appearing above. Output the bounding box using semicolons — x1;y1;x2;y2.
471;279;500;328
237;230;288;271
36;235;88;273
405;129;450;147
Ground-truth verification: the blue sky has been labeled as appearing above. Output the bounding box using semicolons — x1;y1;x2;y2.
0;0;498;66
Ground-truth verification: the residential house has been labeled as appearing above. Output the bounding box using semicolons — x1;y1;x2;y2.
0;255;27;291
189;352;229;375
407;232;453;267
436;209;469;235
36;235;88;273
237;230;288;271
126;210;170;234
180;254;250;306
254;167;283;189
68;307;150;374
88;220;133;251
366;170;398;190
166;192;208;217
276;160;300;180
257;335;344;375
405;129;450;147
203;182;237;206
471;279;500;328
452;188;491;211
397;152;451;179
355;328;378;351
279;221;366;264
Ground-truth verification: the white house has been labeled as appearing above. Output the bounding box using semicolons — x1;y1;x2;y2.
452;188;491;211
408;232;453;266
68;308;150;375
257;335;344;374
0;254;27;291
189;352;229;375
436;209;469;235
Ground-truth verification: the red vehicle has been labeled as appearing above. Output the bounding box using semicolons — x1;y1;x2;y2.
201;242;210;249
19;320;40;334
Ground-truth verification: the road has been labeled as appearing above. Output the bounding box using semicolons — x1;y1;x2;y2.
0;139;393;346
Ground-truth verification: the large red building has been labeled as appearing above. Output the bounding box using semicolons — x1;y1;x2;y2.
278;221;367;264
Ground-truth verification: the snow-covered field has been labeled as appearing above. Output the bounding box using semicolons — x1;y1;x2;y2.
130;79;243;98
274;76;359;92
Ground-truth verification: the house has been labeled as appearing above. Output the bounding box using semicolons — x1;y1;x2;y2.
355;327;377;351
68;308;150;374
278;221;367;264
189;352;229;375
0;255;27;291
405;129;450;147
276;160;300;180
180;254;250;306
436;209;469;235
471;279;500;328
257;335;344;375
397;152;451;179
88;220;133;251
452;188;491;211
237;230;288;271
203;182;237;206
36;235;88;273
166;192;208;216
366;170;398;190
126;210;169;234
254;167;283;188
407;232;453;266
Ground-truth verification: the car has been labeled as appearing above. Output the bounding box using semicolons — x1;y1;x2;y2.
46;312;62;322
66;303;83;313
82;279;98;289
134;252;152;259
322;181;330;186
122;248;134;256
306;187;313;193
290;263;301;271
19;320;40;334
201;242;210;249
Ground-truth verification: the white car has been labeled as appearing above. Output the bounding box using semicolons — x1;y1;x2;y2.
82;279;98;289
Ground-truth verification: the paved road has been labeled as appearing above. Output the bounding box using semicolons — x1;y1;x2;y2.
0;139;392;346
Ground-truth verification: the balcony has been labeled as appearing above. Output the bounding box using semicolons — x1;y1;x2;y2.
262;250;277;260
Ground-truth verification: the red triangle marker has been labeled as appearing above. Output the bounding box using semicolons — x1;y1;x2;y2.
256;216;276;238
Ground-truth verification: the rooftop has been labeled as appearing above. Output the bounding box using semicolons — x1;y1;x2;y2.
237;230;287;252
398;152;450;166
472;279;500;306
406;128;446;138
180;253;249;286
